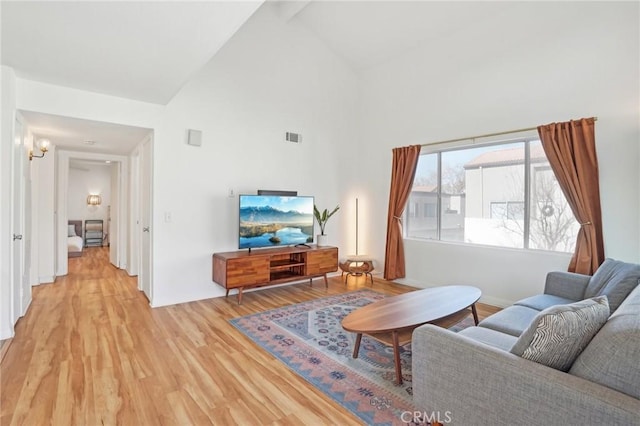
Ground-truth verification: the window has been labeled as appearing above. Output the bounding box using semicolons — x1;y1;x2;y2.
405;139;579;252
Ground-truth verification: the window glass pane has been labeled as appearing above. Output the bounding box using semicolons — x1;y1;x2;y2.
406;153;438;239
528;141;579;252
446;143;524;248
507;201;524;220
439;148;466;242
490;202;506;219
405;139;578;254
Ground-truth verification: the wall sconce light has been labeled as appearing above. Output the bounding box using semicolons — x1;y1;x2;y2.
29;138;51;161
87;194;102;206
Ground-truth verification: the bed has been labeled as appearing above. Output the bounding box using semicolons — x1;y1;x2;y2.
68;220;83;258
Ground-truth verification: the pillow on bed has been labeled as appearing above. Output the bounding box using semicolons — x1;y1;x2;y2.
68;224;77;237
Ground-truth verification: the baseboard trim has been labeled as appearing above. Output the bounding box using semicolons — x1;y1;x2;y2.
39;276;56;284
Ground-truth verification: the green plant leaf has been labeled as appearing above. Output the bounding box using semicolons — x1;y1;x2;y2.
313;204;340;235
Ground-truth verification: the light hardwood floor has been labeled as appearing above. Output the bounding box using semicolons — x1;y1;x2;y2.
0;247;500;425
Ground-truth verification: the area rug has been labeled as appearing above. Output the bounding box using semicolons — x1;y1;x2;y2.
229;289;475;425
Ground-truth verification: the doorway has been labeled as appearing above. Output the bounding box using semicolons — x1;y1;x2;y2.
18;111;153;302
56;151;130;277
67;158;119;268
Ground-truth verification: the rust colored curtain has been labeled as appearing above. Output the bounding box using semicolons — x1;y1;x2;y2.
537;117;604;275
384;145;421;280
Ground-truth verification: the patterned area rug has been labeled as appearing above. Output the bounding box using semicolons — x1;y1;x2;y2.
229;289;474;425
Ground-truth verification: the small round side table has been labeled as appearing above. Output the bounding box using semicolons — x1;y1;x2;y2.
339;255;374;285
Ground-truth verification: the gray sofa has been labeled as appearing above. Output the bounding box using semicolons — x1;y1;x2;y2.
412;259;640;425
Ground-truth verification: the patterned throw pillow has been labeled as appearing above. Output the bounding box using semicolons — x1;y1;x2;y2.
510;296;609;371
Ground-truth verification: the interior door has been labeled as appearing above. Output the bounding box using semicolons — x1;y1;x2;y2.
139;136;152;301
128;149;139;277
109;162;118;267
12;116;30;319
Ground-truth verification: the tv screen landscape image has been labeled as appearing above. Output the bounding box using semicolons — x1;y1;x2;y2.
239;195;314;249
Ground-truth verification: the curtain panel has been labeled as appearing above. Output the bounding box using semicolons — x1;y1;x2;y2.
384;145;421;280
537;117;604;275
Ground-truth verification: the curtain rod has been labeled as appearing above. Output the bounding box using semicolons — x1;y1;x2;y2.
421;117;598;148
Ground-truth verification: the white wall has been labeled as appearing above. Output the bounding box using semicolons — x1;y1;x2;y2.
151;4;360;306
14;3;360;307
16;79;163;130
359;2;640;305
1;66;17;339
34;145;56;284
67;163;112;239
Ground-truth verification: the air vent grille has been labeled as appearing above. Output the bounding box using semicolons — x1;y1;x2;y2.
285;132;302;143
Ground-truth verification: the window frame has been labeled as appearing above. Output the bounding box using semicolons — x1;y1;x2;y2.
405;137;574;252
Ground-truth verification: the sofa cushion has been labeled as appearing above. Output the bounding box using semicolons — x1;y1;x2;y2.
478;305;539;337
510;296;609;371
457;326;518;351
584;258;640;312
610;283;640;319
569;311;640;399
515;294;577;311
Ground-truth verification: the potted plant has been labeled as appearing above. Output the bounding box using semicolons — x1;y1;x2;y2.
314;204;340;246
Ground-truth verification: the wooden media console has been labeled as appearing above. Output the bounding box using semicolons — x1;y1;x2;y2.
212;245;338;304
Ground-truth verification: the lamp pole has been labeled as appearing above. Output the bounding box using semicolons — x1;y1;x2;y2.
355;197;359;256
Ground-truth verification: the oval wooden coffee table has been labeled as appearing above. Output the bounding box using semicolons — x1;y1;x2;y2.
341;285;481;385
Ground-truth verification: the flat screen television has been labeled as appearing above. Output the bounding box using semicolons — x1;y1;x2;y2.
239;194;314;249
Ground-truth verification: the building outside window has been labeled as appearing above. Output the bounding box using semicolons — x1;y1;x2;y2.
405;139;579;252
490;201;524;220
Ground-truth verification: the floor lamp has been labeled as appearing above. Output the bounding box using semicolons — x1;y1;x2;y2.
339;197;374;284
355;197;359;256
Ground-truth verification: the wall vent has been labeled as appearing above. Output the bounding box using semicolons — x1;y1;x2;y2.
285;132;302;143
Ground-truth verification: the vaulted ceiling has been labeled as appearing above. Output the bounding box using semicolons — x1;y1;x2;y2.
3;1;550;106
292;1;523;72
0;1;612;154
1;1;264;104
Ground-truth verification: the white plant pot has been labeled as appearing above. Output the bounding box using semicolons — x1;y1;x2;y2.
317;234;329;247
